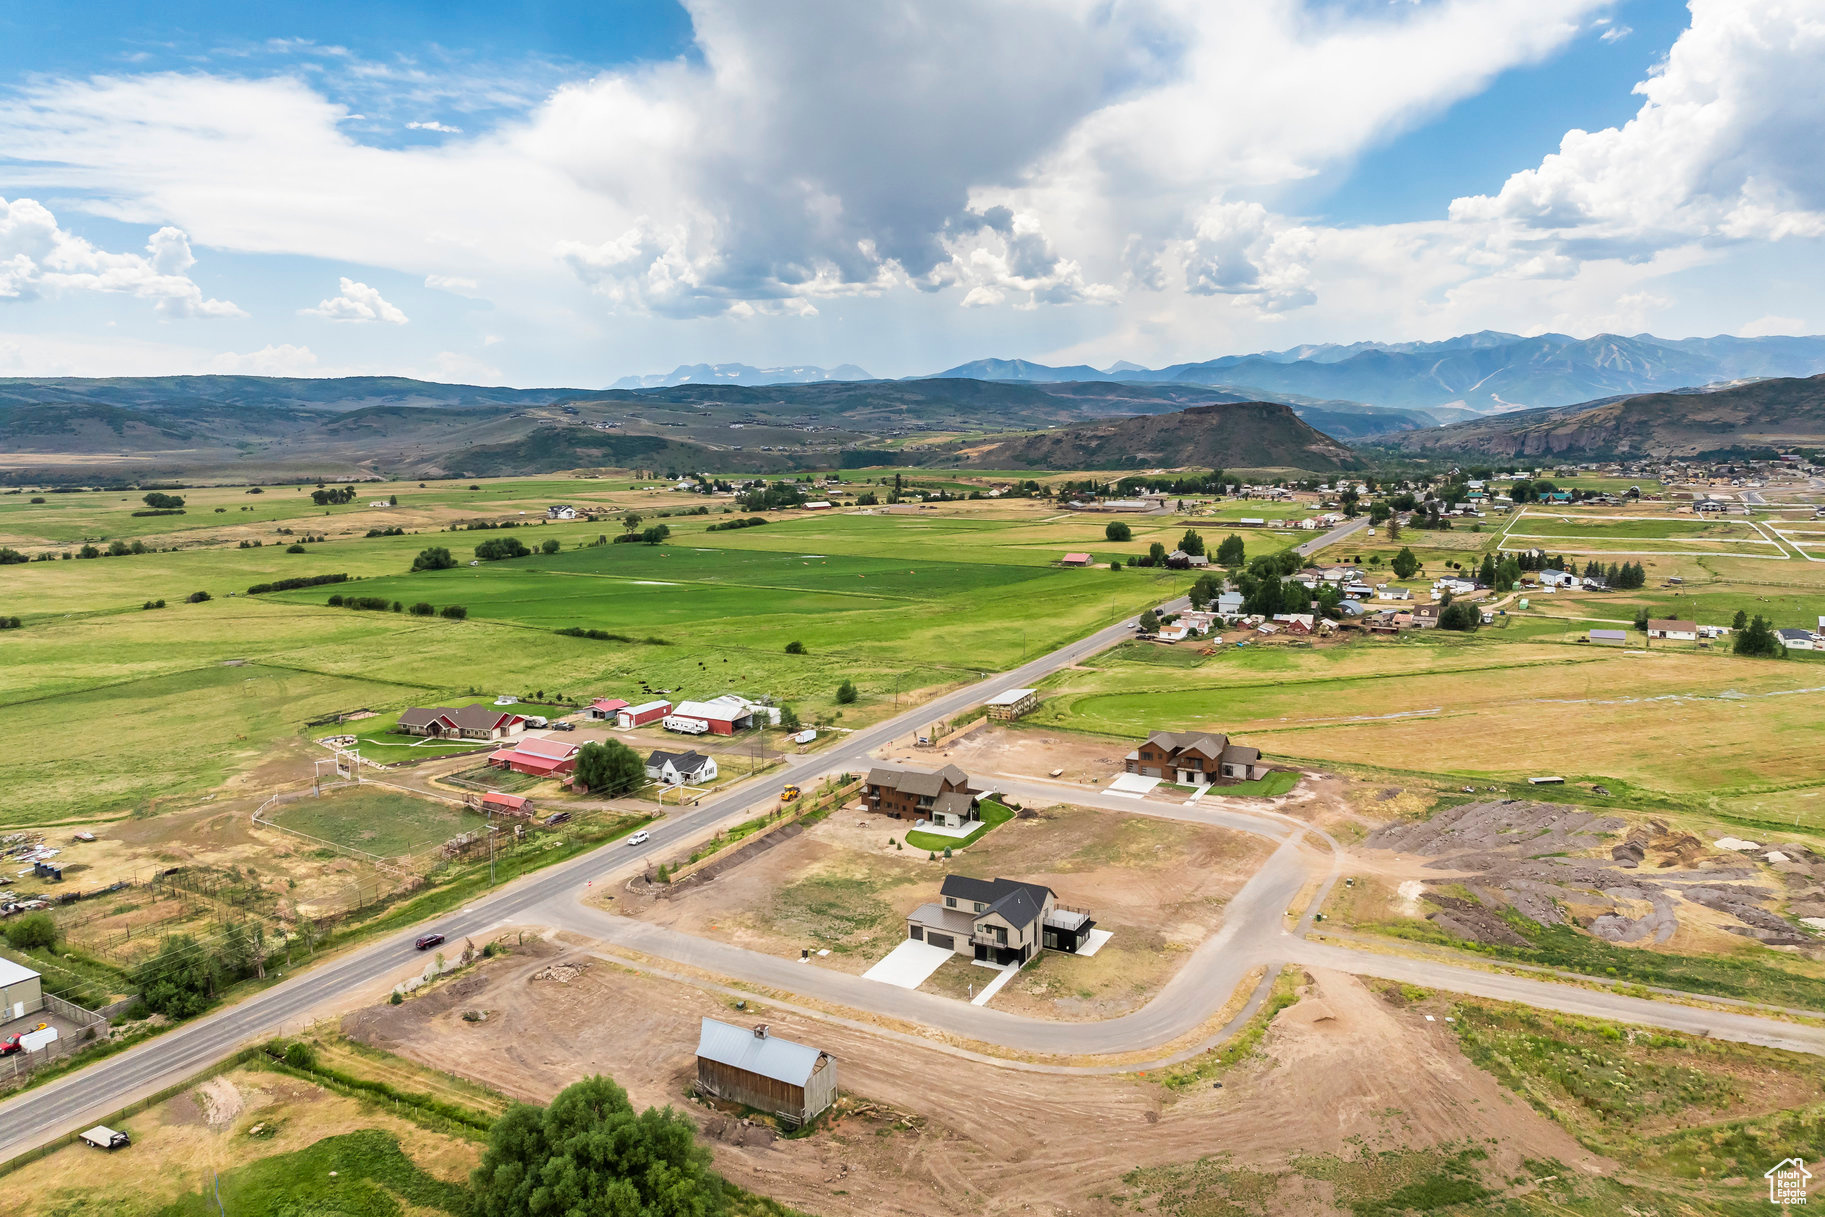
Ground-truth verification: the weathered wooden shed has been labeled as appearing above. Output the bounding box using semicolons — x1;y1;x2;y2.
694;1019;836;1127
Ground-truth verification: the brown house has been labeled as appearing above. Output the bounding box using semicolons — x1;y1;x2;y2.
1125;730;1267;786
863;763;975;822
396;704;525;740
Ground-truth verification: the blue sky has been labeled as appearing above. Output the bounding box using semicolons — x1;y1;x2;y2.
0;1;1820;385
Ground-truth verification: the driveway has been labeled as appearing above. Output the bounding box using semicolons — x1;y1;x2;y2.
862;939;953;989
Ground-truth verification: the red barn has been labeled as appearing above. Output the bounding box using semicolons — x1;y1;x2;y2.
488;736;582;777
481;792;531;816
616;700;671;729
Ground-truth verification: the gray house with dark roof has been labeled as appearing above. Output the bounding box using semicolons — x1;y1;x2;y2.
863;763;977;825
905;875;1095;966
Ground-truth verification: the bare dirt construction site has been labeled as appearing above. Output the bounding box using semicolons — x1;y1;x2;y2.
345;938;1604;1217
1339;799;1825;961
608;800;1275;1019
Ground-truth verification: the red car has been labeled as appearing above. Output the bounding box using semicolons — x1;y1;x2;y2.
414;933;445;951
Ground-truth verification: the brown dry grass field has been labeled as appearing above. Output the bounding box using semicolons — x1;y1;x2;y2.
611;802;1274;1020
343;940;1609;1217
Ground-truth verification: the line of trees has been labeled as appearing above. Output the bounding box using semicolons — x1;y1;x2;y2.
574;740;647;795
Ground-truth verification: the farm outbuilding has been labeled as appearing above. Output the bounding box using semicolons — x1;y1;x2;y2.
0;957;43;1022
985;688;1039;721
617;700;672;729
695;1019;836;1127
586;697;629;721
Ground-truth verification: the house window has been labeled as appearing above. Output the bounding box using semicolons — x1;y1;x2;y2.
944;897;956;909
973;902;986;913
994;926;1007;945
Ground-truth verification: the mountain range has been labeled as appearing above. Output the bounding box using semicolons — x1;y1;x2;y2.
941;401;1358;471
1381;374;1825;460
607;362;873;390
927;331;1825;418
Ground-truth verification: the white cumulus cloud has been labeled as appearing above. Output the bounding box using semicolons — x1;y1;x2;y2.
0;195;243;317
301;277;409;323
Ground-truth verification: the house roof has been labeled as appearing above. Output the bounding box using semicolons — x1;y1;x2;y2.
696;1018;828;1088
0;956;38;988
939;875;1054;931
1590;629;1628;640
398;704;518;732
929;790;976;818
1777;628;1814;640
865;763;968;797
623;699;671;715
590;697;629;712
482;792;529;810
648;748;710;772
673;698;751;722
1061;552;1092;563
510;736;580;761
1647;619;1697;631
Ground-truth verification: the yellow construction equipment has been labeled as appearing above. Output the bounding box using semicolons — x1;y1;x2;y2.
780;784;801;804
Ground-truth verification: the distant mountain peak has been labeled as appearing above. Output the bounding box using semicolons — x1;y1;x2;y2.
609;362;871;390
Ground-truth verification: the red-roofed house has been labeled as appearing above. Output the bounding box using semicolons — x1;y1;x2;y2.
1059;552;1093;567
586;697;630;722
489;736;582;777
481;792;530;816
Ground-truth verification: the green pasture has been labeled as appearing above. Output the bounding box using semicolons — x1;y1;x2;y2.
271;786;483;858
1502;514;1763;541
271;536;1185;669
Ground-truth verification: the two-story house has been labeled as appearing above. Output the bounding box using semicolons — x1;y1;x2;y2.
1125;729;1267;785
905;875;1096;966
862;764;976;824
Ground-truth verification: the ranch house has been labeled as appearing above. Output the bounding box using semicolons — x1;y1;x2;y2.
1648;619;1698;641
646;749;718;785
863;763;976;824
1126;729;1267;785
397;704;526;740
905;875;1096;966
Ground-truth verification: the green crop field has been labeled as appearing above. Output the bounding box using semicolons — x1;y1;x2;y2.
0;492;1217;826
1502;513;1763;541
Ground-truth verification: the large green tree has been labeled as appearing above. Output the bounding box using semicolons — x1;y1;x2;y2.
1390;547;1420;579
1177;529;1205;556
411;546;456;571
1215;534;1246;567
472;1075;724;1217
574;740;647;795
1733;615;1787;658
1104;521;1132;542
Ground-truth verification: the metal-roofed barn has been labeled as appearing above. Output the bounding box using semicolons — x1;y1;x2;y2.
694;1019;836;1127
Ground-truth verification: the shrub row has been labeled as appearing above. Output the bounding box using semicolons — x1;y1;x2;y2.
247;572;349;595
554;626;666;644
327;594;466;618
704;515;769;532
129;509;186;517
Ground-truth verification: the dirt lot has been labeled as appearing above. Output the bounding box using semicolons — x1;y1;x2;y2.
1355;799;1825;957
609;801;1274;1019
346;941;1603;1217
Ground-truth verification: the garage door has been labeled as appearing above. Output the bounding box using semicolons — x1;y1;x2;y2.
926;933;954;951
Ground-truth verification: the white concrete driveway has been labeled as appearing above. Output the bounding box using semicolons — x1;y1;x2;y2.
862;938;954;989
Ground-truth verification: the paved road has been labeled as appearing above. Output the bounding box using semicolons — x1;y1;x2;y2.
0;580;1183;1158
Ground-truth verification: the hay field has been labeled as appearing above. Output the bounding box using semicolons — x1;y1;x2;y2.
1041;638;1825;821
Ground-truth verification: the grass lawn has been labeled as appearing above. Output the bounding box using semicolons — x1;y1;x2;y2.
271;787;483;858
905;798;1014;851
1222;770;1299;797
